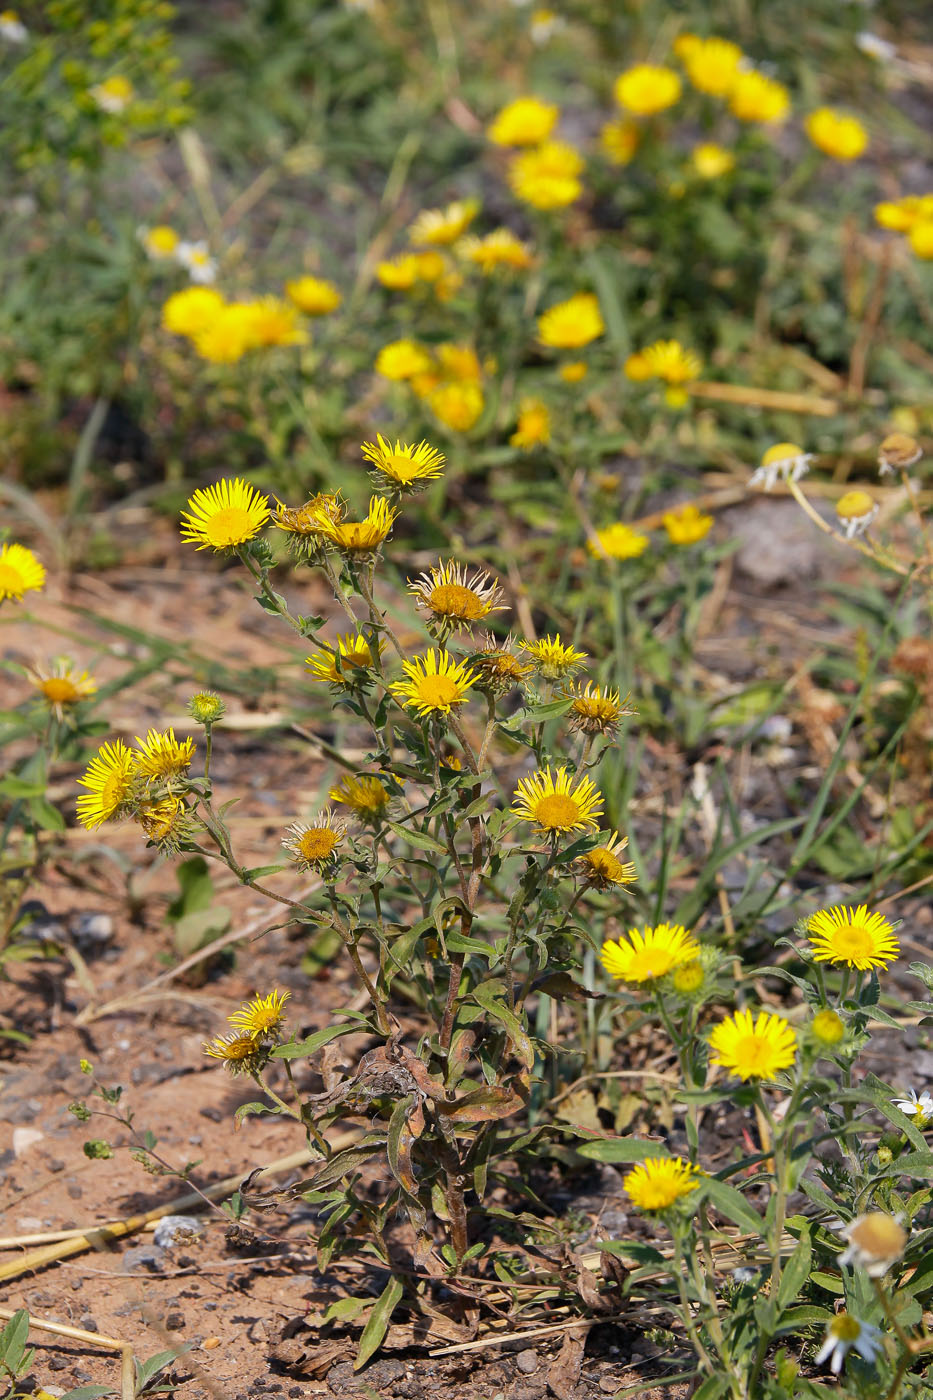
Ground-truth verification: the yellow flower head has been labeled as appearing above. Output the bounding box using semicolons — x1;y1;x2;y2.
283;810;348;870
76;739;137;830
181;478;271;551
508;141;584;211
30;660;97;720
600;118;640;166
203;1031;265;1075
589;522;650;561
329;773;390;819
312;495;398;555
90;74;134;113
161;287;225;338
811;1008;846;1046
835;490;877;538
879;432;922;472
678;36;742;97
874;196;928;233
623;351;653;382
510;398;551;450
141;225;180;259
601;923;699;983
511;765;603;835
239;296;308;348
640;339;702;385
805;108;868;161
410;199;480;247
133;728;195;784
361;434;445;492
229;989;291;1039
436;342;483;383
136;796;190;849
409;559;506;633
0;542;46;603
191;303;258;364
909;222;933;259
663;503;714;545
566;680;632;736
709;1008;797;1081
375;338;434;380
376;254;423;290
488;96;559;147
430;381;485;433
692;142;735;179
806;905;899;972
575;830;637;889
625;1157;700;1212
285;275;342;315
459;229;534;274
750;441;812;491
614;64;682;116
306;632;383;686
538;292;604;349
414;251;447;283
519;633;587;681
728;70;790;123
559;360;588;383
470;633;534;695
391;648;478;720
188;692;225;725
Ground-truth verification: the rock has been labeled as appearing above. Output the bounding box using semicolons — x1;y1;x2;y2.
1;1098;42;1125
13;1128;44;1157
79;1317;98;1334
153;1215;203;1250
121;1244;166;1273
732;499;832;586
164;1312;186;1331
14;900;67;943
71;912;115;951
516;1349;539;1375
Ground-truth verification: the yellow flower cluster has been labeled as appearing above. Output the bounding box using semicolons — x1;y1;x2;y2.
624;338;702;407
76;729;195;831
161;273;339;364
375;338;488;433
875;192;933;259
0;542;45;604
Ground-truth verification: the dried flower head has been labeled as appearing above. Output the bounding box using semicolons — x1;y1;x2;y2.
409;559;506;635
878;432;922;475
470;634;533;696
575;831;637;889
838;1213;907;1277
511;765;603;835
136;797;195;853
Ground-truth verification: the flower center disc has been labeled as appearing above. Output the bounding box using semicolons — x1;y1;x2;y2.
588;849;623;880
733;1035;772;1074
629;949;676;980
417;675;462;708
101;771;130;818
535;793;582;830
385;453;419;483
204;507;254;549
299;829;338;861
0;563;25;597
429;583;485;620
831;924;873;964
42;678;80;704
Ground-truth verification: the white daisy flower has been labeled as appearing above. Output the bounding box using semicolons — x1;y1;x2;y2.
0;9;28;42
838;1212;907;1277
176;240;218;285
893;1087;933;1127
749;442;812;492
815;1313;883;1375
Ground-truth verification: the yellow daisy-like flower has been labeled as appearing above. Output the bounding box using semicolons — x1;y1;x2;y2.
470;633;534;695
519;633;587;681
376;254;422;290
511;765;603;835
203;1031;265;1075
835;490;878;539
240;296;308;348
191;303;258;364
430;381;485;433
414;251;446;283
391;648;478;720
566;680;632;736
807;905;899;972
133;728;195;784
306;632;383;686
488;96;559;147
589;522;650;560
284;275;342;315
328;773;390;819
805;108;868;162
76;740;136;830
625;1157;700;1212
510;398;551;450
538;292;604;349
678;36;742;97
614;64;682;116
692;143;735;179
709;1008;798;1082
575;830;637;889
508;141;584;211
601;923;699;983
728;70;790;124
313;495;398;555
229;989;291;1038
559;360;588;383
375;338;434;381
600;118;640;166
0;543;46;603
408;559;506;633
180;478;271;551
283;809;348;870
909;222;933;259
360;434;445;492
140;225;180;259
161;287;225;338
749;441;812;491
436;343;483;383
90;74;134;113
640;339;702;387
663;503;714;545
459;229;534;274
623;351;653;382
135;796;193;852
30;660;97;720
874;196;933;233
409;199;480;247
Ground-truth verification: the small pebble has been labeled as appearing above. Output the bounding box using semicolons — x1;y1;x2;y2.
13;1128;44;1157
165;1311;186;1331
515;1349;538;1375
202;1338;221;1350
71;912;114;950
79;1316;98;1334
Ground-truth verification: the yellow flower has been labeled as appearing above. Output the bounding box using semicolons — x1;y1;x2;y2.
600;118;640;166
470;634;533;695
678;37;742;97
601;923;699;983
30;660;97;720
511;765;603;835
519;633;587;680
375;338;434;380
909;222;933;259
436;343;483;383
136;796;190;849
811;1009;846;1046
510;398;551;450
671;959;705;997
575;831;637;889
76;740;137;830
835;490;878;539
192;303;258;364
283;810;347;870
806;905;899;972
133;728;195;784
589;522;650;560
750;442;812;491
805;108;868;161
874;196;933;232
329;773;390;819
487;95;559;147
90;74;134;113
538;292;604;349
430;381;484;433
391;648;479;719
409;559;506;634
566;680;632;736
459;229;534;273
623;351;653;382
728;70;790;123
161;287;225;338
239;296;308;348
415;251;446;283
625;1157;700;1212
229;989;291;1039
0;542;45;603
559;360;588;383
284;275;342;315
508;141;584;210
640;339;702;386
614;64;682;116
692;142;735;178
878;432;922;473
709;1008;797;1081
203;1031;265;1075
662;503;714;545
376;254;423;290
180;478;271;551
140;225;180;259
361;434;445;492
313;495;398;555
273;493;344;550
409;199;480;247
306;632;383;686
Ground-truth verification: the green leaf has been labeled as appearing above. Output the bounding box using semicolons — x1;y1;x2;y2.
271;1020;364;1060
773;1304;834;1334
471;983;534;1069
777;1224;812;1311
691;1374;730;1400
27;795;66;832
234;1101;276;1127
383;820;448;855
519;697;575;723
810;1271;844;1295
172;905;230;956
135;1345;193;1395
167;857;214;921
0;1310;30;1373
699;1178;765;1237
323;1295;372;1325
354;1274;404;1370
59;1387;117;1400
576;1137;668;1164
242;863;288;880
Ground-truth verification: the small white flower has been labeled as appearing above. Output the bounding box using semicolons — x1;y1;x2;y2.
893;1087;933;1127
176;240;217;285
815;1313;883;1375
89;76;134;114
856;31;896;60
529;8;565;43
838;1212;907;1277
835;491;878;539
749;443;812;492
0;9;28;42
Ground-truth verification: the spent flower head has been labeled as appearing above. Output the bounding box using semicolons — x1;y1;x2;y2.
566;680;633;737
838;1213;907;1277
878;432;922;476
409;559;506;635
470;634;533;696
284;810;348;871
203;1031;266;1075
